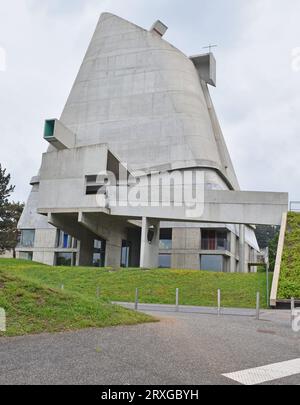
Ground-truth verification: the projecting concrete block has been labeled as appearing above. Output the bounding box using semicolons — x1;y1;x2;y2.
44;119;76;150
190;53;216;87
150;20;168;37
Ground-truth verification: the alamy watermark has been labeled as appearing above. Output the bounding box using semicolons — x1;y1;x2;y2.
94;164;205;219
291;47;300;72
292;309;300;332
0;308;6;332
0;46;7;72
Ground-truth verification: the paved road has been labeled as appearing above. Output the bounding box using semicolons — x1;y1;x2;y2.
0;309;299;385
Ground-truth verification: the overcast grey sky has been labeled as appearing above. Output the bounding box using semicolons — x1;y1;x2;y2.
0;0;300;202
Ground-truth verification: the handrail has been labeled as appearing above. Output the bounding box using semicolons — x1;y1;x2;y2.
270;212;288;307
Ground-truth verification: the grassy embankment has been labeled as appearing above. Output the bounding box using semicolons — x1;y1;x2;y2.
0;260;154;337
0;259;272;321
278;212;300;299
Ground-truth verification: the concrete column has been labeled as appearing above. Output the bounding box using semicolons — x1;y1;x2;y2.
78;236;94;266
140;217;160;268
239;224;246;273
229;230;237;273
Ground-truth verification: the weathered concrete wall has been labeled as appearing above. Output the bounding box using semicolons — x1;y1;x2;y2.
171;227;201;269
17;13;273;270
60;13;239;190
38;144;109;211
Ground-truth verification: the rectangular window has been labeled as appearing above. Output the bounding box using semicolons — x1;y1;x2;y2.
55;253;76;267
19;230;35;248
159;254;171;268
19;252;33;261
201;230;230;251
63;233;69;249
159;228;172;250
121;241;131;268
93;239;106;267
56;229;77;249
85;175;107;195
200;255;223;272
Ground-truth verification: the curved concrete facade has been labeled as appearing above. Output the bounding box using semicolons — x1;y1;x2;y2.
15;13;274;272
59;13;239;190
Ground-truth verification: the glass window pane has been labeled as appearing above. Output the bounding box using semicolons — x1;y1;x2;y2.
93;239;106;267
159;254;171;268
63;233;69;249
159;228;172;250
56;253;73;266
201;255;223;272
20;230;35;248
19;251;33;261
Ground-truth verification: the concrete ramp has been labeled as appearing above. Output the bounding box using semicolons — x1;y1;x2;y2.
271;212;300;307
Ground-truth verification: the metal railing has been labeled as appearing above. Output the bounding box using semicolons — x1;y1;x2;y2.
127;288;262;319
289;201;300;212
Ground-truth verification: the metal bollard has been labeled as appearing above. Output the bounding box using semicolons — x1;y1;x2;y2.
217;289;221;316
135;288;139;311
175;288;179;312
256;292;260;320
291;297;295;327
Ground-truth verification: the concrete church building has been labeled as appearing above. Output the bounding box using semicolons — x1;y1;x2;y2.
16;13;288;272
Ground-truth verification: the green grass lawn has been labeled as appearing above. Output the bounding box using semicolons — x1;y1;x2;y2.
0;261;154;337
278;212;300;299
0;259;272;311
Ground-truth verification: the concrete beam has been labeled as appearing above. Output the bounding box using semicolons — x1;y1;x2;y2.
110;190;289;226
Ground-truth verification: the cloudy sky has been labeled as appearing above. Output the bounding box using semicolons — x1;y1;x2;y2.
0;0;300;202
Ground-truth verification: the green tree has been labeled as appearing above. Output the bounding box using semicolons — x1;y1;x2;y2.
0;164;24;256
268;232;280;272
255;225;280;249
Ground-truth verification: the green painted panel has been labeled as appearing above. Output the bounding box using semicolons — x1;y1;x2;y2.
44;120;55;138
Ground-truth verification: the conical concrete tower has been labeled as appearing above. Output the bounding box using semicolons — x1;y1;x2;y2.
58;13;239;190
17;13;263;271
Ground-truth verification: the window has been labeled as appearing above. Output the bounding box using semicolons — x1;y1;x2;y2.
85;175;107;195
121;241;131;268
159;254;171;268
56;230;77;249
201;230;230;251
19;252;33;261
159;228;172;250
19;230;35;248
93;239;106;267
55;253;76;266
200;255;223;272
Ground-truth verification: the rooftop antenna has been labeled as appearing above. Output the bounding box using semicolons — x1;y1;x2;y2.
203;44;218;53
